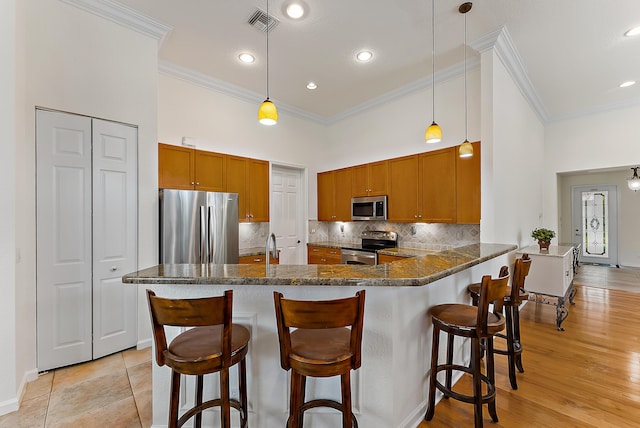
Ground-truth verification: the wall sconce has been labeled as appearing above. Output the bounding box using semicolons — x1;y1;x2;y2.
339;223;345;233
627;167;640;191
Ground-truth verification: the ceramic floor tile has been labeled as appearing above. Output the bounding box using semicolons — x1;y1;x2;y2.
23;372;53;401
45;396;141;428
51;353;125;391
0;394;48;428
46;370;132;424
122;347;151;369
127;361;152;427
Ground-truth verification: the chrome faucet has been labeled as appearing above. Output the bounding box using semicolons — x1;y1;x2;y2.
266;233;278;269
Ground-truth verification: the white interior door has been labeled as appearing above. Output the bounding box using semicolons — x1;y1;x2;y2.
271;165;305;264
92;119;137;359
572;185;619;266
36;110;93;371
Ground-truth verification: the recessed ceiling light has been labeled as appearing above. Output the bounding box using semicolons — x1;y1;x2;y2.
306;82;317;90
238;53;255;64
286;3;305;19
356;50;373;62
624;26;640;37
620;81;636;88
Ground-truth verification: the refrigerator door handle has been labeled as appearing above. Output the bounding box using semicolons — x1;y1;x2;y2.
200;205;207;263
208;206;215;264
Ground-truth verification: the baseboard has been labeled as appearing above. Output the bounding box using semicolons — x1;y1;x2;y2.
137;338;152;350
0;368;38;416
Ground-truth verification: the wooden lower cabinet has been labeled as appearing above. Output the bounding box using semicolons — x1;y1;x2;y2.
307;246;342;264
377;254;408;264
239;254;279;265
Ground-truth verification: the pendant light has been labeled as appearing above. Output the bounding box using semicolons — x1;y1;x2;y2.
425;0;442;144
628;167;640;191
458;2;473;158
258;0;278;125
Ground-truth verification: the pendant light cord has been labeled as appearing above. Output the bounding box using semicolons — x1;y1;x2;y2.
431;0;436;119
266;0;270;100
464;9;468;140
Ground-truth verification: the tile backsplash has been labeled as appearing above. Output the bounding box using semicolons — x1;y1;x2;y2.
308;220;479;251
239;222;270;249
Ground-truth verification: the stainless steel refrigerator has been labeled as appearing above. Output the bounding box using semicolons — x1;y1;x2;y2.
159;189;239;264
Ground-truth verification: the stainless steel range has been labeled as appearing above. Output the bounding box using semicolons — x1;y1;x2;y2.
341;231;398;265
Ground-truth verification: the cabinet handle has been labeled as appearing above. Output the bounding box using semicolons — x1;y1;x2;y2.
254;258;262;262
191;182;195;185
196;182;200;185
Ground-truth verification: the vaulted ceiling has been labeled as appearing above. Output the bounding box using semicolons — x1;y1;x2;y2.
114;0;640;124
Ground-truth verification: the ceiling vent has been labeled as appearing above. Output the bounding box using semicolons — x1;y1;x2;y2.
248;8;279;32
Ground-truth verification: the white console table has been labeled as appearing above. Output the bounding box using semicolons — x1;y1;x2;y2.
517;245;577;331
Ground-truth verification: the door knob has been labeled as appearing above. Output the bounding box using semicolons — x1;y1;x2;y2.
110;266;118;272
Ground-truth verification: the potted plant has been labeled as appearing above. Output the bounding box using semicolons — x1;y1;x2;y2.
531;227;556;251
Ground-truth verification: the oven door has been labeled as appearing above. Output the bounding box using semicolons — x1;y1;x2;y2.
341;249;377;265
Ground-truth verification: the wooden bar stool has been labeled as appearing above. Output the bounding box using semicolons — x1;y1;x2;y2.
146;289;250;428
425;270;509;428
273;290;365;428
468;255;532;389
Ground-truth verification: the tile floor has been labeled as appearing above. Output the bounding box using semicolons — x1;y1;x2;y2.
0;347;152;428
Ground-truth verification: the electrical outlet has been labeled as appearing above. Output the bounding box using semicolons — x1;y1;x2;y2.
311;228;316;233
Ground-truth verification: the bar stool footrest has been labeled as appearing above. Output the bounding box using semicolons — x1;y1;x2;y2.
434;364;497;405
177;398;247;428
288;399;358;428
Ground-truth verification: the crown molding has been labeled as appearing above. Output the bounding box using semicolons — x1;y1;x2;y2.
59;0;172;48
158;61;327;125
327;60;476;125
470;26;549;122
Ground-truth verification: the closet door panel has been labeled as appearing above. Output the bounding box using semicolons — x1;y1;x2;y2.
92;119;138;359
36;109;93;371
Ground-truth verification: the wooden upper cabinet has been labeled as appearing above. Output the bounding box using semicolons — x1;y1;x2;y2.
317;167;352;221
317;171;334;221
194;150;225;191
247;158;270;222
387;155;419;222
419;147;457;223
352;160;388;197
456;141;481;223
227;155;269;222
159;143;226;191
158;143;195;190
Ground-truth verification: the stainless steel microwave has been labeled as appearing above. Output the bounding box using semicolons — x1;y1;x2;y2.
351;195;388;221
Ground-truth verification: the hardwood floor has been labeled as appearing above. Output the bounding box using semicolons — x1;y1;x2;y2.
419;265;640;427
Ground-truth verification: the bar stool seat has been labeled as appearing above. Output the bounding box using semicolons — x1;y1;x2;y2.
425;270;509;428
467;256;532;389
274;291;366;428
147;289;249;428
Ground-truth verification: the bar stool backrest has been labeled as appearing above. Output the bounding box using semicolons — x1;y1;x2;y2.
273;290;366;370
511;255;532;304
476;272;509;338
146;289;233;368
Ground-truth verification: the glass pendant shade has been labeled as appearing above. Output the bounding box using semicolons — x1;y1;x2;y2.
627;167;640;191
258;99;278;126
459;140;473;158
425;122;442;143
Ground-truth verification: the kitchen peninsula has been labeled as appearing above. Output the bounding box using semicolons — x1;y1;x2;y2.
124;243;516;428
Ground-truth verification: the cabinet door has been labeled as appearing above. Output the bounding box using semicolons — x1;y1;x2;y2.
158;143;194;190
419;148;456;223
388;155;419;222
308;245;324;264
378;254;407;264
195;150;225;192
248;158;270;222
368;160;388;196
317;171;334;221
227;155;248;221
351;164;369;197
456;141;481;223
334;167;353;221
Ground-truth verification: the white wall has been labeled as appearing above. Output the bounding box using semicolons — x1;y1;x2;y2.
2;0;161;410
0;0;18;414
545;105;640;267
480;49;545;247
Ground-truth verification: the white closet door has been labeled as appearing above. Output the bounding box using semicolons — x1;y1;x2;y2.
36;110;93;371
92;118;137;359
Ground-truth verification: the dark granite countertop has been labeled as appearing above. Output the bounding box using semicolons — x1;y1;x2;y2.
123;243;517;287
